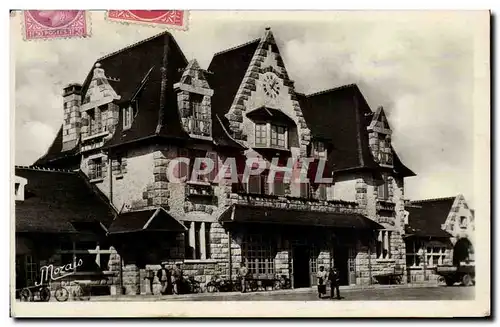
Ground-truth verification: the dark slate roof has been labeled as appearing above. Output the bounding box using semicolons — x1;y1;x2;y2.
15;167;116;233
97;31;190;149
34;127;80;167
405;196;456;238
108;207;187;234
207;39;260;140
300;85;380;173
300;84;415;176
220;204;383;229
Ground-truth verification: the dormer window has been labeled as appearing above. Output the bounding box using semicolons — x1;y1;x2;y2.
270;125;287;148
311;141;326;158
123;102;138;130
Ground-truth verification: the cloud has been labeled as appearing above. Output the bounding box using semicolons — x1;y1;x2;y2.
13;11;478;206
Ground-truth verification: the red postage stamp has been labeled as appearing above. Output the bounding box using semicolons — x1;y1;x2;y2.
22;10;90;41
106;10;188;30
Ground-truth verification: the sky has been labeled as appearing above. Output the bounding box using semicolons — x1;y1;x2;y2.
12;11;484;206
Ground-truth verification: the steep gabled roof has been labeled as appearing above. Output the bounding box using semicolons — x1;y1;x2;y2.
405;196;456;238
15;167;116;233
301;84;380;172
99;31;190;149
300;84;415;176
207;39;261;140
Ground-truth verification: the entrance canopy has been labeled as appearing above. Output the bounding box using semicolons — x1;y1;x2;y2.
108;207;187;234
219;204;383;230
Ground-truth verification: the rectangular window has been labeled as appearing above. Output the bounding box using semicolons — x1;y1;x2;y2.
405;240;422;267
89;158;103;180
271;125;286;148
312;141;326;158
242;234;275;278
247;175;262;194
255;123;267;147
25;255;38;286
270;175;285;196
425;247;446;267
377;230;392;259
185;222;211;260
377;174;389;201
190;94;204;118
123;106;133;129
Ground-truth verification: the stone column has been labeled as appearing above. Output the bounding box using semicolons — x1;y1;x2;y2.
189;222;196;259
200;222;206;260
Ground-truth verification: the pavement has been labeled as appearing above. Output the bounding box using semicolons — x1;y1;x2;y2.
86;283;475;302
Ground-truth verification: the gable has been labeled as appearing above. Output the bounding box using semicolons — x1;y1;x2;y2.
442;194;475;240
368;106;392;135
407;197;455;237
215;28;310;156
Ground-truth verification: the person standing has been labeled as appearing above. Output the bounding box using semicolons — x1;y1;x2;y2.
316;266;328;299
172;263;184;295
328;267;341;299
156;264;170;295
238;263;249;293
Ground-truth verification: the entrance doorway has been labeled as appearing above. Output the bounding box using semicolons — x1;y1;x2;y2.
292;246;310;288
334;245;356;285
453;238;474;265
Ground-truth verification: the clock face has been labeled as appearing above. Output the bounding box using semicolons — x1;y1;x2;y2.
262;72;281;99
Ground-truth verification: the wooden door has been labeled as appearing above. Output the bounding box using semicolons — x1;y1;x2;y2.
348;247;356;285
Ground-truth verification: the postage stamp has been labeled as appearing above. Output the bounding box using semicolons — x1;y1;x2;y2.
106;10;188;30
10;10;490;318
22;10;90;41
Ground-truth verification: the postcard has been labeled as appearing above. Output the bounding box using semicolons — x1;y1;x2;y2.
11;10;490;318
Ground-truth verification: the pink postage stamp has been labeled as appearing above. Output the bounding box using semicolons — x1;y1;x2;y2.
22;10;90;41
106;10;188;30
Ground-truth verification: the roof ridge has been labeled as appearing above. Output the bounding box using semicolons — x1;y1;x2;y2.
410;196;457;203
15;165;75;174
97;31;172;62
213;38;261;57
306;83;358;98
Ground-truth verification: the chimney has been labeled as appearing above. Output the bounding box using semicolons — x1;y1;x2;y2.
62;83;82;151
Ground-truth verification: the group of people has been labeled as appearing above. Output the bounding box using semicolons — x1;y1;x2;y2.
316;266;341;299
157;262;341;299
156;263;184;295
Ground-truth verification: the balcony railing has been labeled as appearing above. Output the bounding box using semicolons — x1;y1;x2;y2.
227;192;359;214
184;116;212;137
376;200;396;212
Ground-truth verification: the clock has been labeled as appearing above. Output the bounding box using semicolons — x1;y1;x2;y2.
262;72;281;99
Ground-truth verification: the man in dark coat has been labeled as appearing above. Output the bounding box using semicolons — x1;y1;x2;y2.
156;264;172;295
328;267;341;299
172;263;184;294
